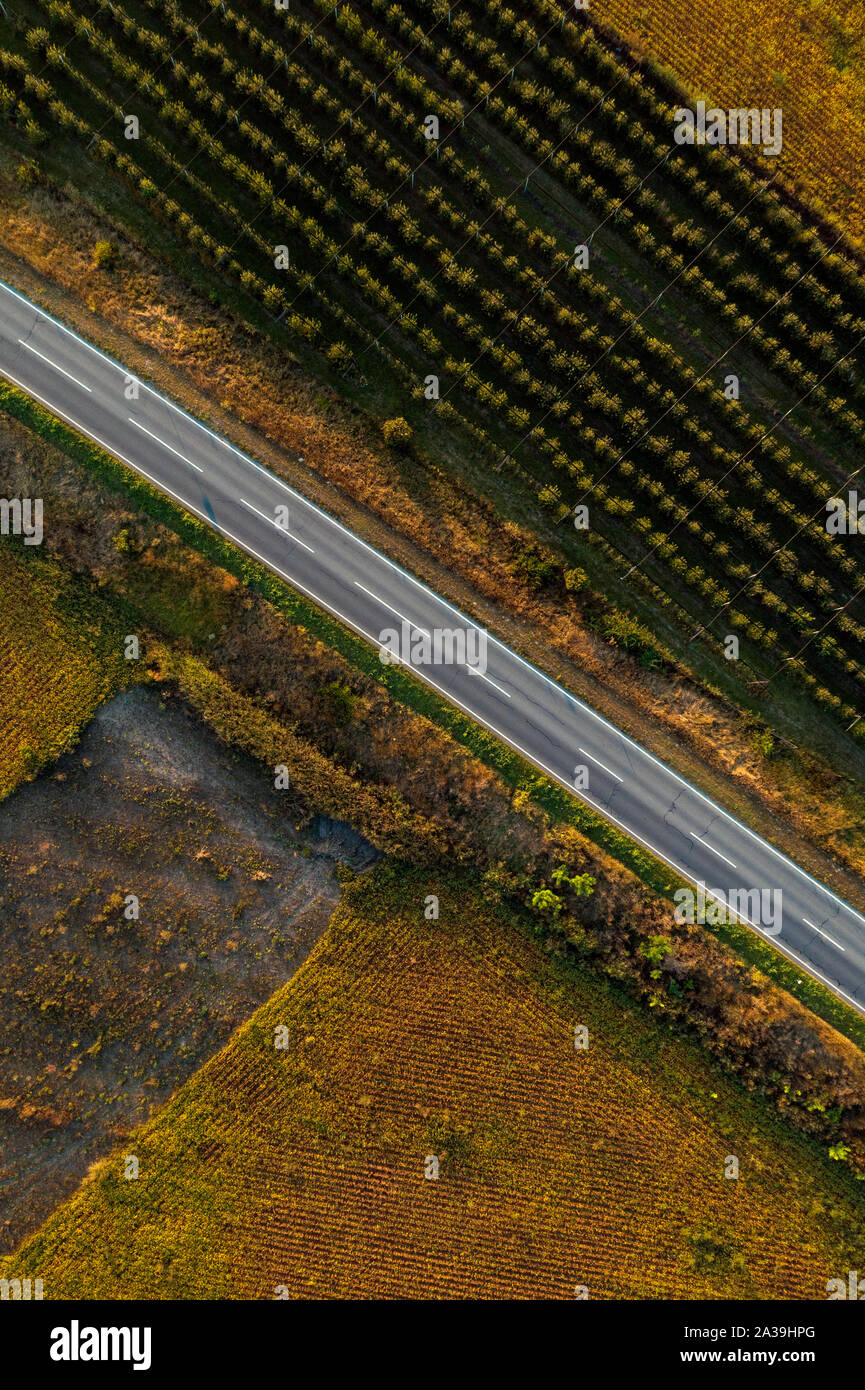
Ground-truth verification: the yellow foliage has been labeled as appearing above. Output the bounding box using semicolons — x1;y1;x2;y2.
0;546;127;799
7;866;862;1298
595;0;865;247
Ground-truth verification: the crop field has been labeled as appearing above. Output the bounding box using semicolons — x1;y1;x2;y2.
593;0;865;252
2;0;865;1324
6;862;864;1300
1;0;865;740
0;541;128;798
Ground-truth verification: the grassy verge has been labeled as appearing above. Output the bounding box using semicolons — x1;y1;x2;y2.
4;375;865;1053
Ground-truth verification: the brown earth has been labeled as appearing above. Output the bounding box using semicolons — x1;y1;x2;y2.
0;684;375;1253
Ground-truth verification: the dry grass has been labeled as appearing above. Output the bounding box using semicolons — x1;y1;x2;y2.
0;169;863;901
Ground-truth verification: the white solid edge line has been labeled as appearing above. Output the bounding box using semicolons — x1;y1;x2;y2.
239;497;315;553
577;746;623;782
3;276;865;928
18;338;92;392
803;918;847;953
690;831;737;870
2;361;863;1016
128;417;203;472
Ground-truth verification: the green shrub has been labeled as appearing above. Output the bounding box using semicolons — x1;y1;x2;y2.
380;416;413;448
638;935;672;967
92;239;118;270
14;157;41;188
514;546;559;590
564;566;588;593
595;608;661;663
321;680;360;727
22;118;47;147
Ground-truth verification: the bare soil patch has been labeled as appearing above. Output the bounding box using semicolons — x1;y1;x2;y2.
0;685;375;1253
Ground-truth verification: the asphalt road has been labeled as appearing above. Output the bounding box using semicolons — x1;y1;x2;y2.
3;276;865;1012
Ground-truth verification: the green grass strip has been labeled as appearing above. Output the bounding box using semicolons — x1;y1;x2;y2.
4;375;865;1051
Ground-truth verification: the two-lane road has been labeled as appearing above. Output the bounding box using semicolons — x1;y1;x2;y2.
3;276;865;1011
